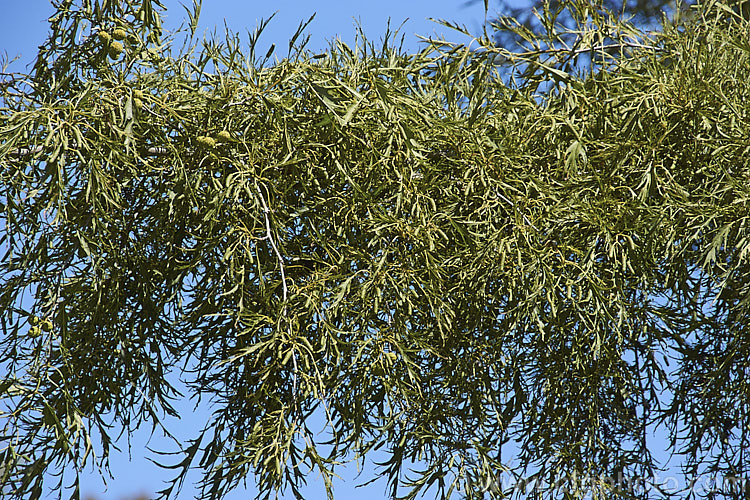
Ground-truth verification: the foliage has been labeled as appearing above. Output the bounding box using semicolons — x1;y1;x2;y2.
2;1;750;499
472;0;750;62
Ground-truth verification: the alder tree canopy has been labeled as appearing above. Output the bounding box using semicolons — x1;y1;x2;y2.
2;0;750;498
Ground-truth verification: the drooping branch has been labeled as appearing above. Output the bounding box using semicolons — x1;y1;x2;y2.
7;145;171;159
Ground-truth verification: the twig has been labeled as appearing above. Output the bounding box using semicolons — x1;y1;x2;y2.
527;41;661;56
255;182;299;418
255;183;288;302
7;144;171;158
496;191;539;232
488;41;661;64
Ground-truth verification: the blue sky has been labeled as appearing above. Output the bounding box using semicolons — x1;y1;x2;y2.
0;2;495;499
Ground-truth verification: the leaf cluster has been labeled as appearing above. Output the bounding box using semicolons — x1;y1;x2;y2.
2;1;750;499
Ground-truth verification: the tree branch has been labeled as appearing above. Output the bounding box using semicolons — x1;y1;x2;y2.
7;145;171;159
